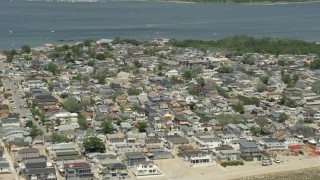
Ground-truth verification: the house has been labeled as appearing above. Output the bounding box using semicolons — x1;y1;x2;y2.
53;112;78;125
219;134;239;145
64;162;94;180
230;139;248;151
145;138;163;147
107;137;126;147
284;137;303;145
1;126;30;141
133;110;147;121
193;136;221;151
114;143;139;155
180;125;194;137
0;116;20;127
145;127;156;137
15;148;40;163
20;156;57;180
22;168;57;180
260;138;287;150
115;95;127;105
49;143;80;161
133;161;163;177
0;158;10;173
178;146;214;167
165;69;178;77
147;151;173;160
239;141;261;159
225;123;250;137
125;152;146;167
165;135;189;149
216;150;242;163
98;159;128;180
24;79;45;90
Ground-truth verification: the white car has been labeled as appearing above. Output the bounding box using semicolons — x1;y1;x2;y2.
274;159;281;163
13;107;17;109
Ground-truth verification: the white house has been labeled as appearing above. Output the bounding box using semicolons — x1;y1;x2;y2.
133;161;163;177
220;134;239;145
53;112;78;124
193;136;221;151
165;69;178;77
284;138;303;145
184;152;214;167
23;79;45;91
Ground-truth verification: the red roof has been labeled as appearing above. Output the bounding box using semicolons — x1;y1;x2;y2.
64;162;90;168
288;145;302;149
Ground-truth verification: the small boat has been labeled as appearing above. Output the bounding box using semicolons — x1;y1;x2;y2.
9;30;13;33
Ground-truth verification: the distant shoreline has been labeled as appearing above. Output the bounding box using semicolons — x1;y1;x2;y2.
127;0;320;5
23;0;320;5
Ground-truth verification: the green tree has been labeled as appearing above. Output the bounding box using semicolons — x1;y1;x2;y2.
233;102;244;114
171;76;183;84
21;45;31;54
219;65;233;73
310;58;320;69
243;69;254;76
29;127;43;139
183;70;193;80
83;136;105;153
216;113;245;127
137;122;148;132
86;60;96;67
62;98;79;113
45;62;60;75
260;76;269;85
127;87;142;96
133;59;142;68
77;113;88;130
281;74;292;84
51;132;68;143
25;120;34;128
277;59;286;66
312;81;320;94
96;53;105;60
250;126;261;135
131;103;142;111
216;85;229;98
292;74;299;82
101;120;114;134
4;49;16;62
279;113;289;123
73;74;82;81
84;39;94;46
55;119;61;126
256;82;267;92
238;95;260;106
255;117;269;128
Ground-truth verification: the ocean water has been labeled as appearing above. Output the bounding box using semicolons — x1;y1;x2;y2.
1;0;320;49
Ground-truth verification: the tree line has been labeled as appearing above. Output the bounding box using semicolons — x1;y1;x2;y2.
168;35;320;55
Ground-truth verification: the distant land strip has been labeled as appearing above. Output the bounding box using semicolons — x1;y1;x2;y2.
233;166;320;180
144;0;320;4
25;0;320;4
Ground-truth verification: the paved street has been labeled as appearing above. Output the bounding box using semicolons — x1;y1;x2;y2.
0;61;45;132
0;139;19;180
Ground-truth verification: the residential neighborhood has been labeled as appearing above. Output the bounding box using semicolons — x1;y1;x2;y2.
0;38;320;180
